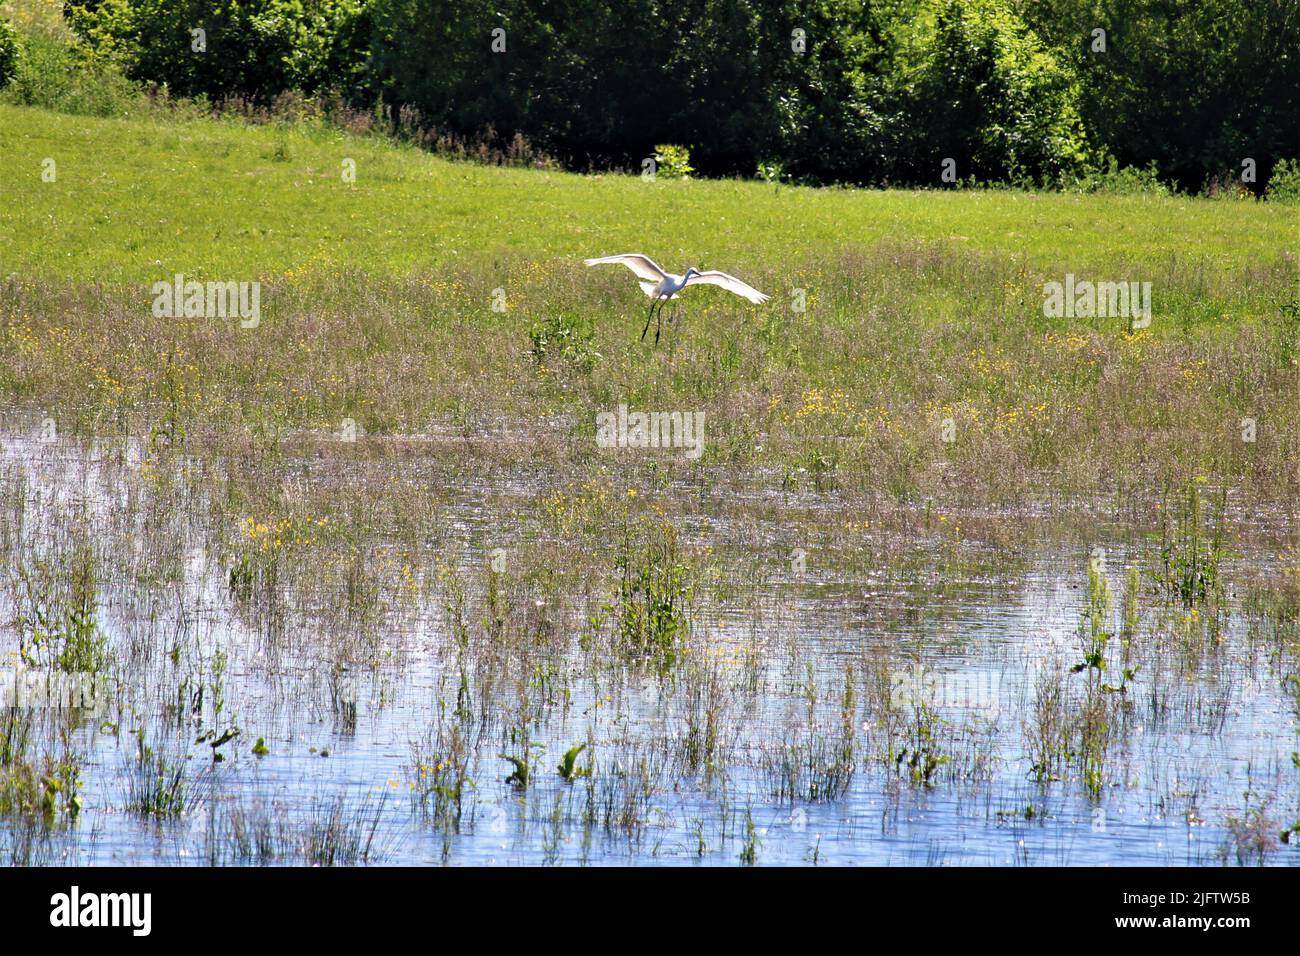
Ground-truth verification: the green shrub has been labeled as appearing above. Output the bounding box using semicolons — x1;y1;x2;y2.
1202;169;1256;201
0;28;143;116
652;144;694;180
1063;158;1171;197
0;18;20;89
756;159;786;184
1025;0;1300;195
1266;159;1300;203
65;0;370;102
887;0;1090;184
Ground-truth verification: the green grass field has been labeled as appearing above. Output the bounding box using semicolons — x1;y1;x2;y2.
1;104;1292;282
1;101;1296;505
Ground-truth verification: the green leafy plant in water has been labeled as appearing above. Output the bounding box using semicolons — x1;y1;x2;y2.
739;807;759;864
500;753;530;789
1072;563;1112;684
783;445;839;492
127;729;190;817
13;546;110;675
1159;477;1229;607
1121;564;1141;642
611;521;693;672
196;727;241;763
409;718;472;833
1069;561;1132;797
557;743;589;782
896;702;950;788
0;712;83;825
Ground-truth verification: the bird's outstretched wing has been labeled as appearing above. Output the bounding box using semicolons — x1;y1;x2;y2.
584;253;667;283
683;270;769;304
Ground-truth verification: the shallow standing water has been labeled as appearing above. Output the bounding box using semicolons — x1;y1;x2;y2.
1;430;1297;866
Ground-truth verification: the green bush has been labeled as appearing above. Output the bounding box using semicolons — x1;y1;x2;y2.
1021;0;1300;194
0;18;20;89
1062;158;1171;198
365;0;785;177
1265;159;1300;204
888;0;1090;185
652;144;694;180
0;28;143;116
65;0;370;102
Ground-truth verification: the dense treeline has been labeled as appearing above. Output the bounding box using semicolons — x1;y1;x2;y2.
40;0;1300;190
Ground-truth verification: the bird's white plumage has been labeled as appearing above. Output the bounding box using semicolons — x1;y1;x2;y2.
585;253;767;304
683;270;769;304
638;281;678;299
583;253;667;284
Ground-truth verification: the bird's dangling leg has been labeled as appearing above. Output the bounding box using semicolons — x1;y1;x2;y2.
641;295;661;341
654;300;664;345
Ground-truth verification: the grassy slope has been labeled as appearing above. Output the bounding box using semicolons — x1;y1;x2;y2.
0;104;1292;286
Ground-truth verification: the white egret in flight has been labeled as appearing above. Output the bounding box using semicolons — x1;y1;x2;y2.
584;253;769;344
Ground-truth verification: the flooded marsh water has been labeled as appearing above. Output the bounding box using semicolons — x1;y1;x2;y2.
1;426;1297;866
